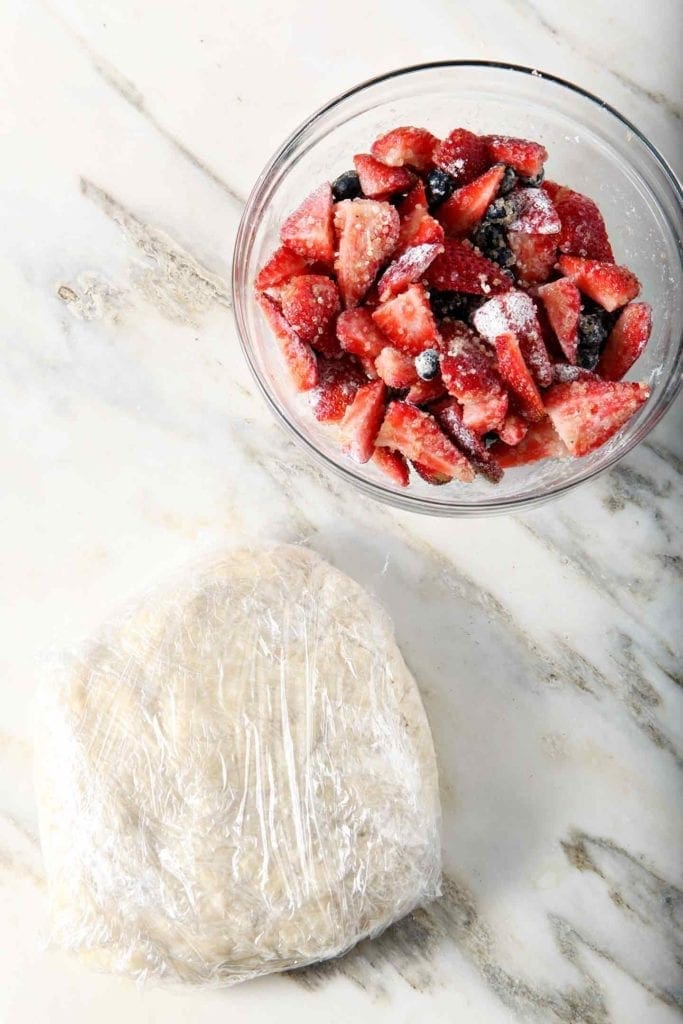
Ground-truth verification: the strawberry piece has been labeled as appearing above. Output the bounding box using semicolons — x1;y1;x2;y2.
440;321;508;434
432;398;503;482
437;165;506;237
371;126;439;173
412;461;453;485
426;239;512;295
280;183;335;267
483;135;547;178
255;245;309;292
490;418;568;467
406;377;447;406
396;182;428;249
374;346;418;388
411;215;445;248
474;290;553;388
507;188;560;235
334;199;400;308
310;322;343;358
537;279;581;363
544;379;650;456
508;232;557;285
558;256;640;312
494;332;545;422
336;308;388;364
372;283;440;355
280;274;340;342
377;242;443;301
353;154;415;200
371;446;410;487
552;364;597;384
543;182;614;261
498;412;529;446
597;302;652;381
433;128;489;185
339;379;387;463
308;355;366;422
377;401;475;481
257;293;319;392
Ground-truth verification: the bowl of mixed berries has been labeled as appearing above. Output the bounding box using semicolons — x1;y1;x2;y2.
233;62;683;514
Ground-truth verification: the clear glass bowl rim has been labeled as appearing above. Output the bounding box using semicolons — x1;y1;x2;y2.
233;60;683;516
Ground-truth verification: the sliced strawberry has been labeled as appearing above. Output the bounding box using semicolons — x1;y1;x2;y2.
339;379;387;463
372;283;440;355
308;355;366;422
310;322;343;358
433;129;489;185
494;332;545;422
336;308;389;364
508;232;557;285
544;379;651;456
537;279;581;363
371;126;439;173
483;135;547;178
426;239;512;295
440;321;508;433
473;290;553;387
552;364;597;384
411;214;445;248
437;164;506;237
542;182;614;261
376;401;475;481
371;446;410;487
280;183;334;267
498;412;529;446
412;461;453;485
353;153;414;200
490;418;568;467
280;274;340;343
396;181;428;250
374;346;419;388
558;256;640;312
257;293;319;392
432;398;504;482
255;245;310;292
507;187;560;235
406;377;447;406
597;302;652;381
334;199;400;308
377;242;443;301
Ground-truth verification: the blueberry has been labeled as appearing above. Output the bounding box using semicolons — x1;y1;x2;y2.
499;165;518;195
484;196;516;226
388;191;409;207
430;290;474;321
519;168;545;187
577;313;608;369
425;168;456;210
472;223;516;269
332;170;362;202
415;349;440;381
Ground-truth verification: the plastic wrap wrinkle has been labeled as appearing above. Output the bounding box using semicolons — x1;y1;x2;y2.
34;545;441;986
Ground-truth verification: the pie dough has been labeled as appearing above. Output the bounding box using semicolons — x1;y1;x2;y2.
35;545;441;985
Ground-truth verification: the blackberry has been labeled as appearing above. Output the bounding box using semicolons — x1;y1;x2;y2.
484;196;516;226
425;168;456;210
472;222;516;269
332;170;362;202
519;168;545;187
430;290;474;321
499;165;518;195
415;348;440;381
577;313;608;370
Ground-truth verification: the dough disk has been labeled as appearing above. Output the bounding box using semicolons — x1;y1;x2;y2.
35;545;441;985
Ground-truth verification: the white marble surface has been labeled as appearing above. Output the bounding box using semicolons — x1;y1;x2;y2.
2;1;682;1021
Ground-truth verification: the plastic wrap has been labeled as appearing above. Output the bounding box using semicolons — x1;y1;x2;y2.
34;545;441;986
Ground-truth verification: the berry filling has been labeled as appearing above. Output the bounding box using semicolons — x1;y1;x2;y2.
255;125;653;489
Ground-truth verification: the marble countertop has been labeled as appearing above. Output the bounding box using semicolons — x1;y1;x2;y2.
2;1;682;1021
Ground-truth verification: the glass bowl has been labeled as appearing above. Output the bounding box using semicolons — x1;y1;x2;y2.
233;61;683;516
